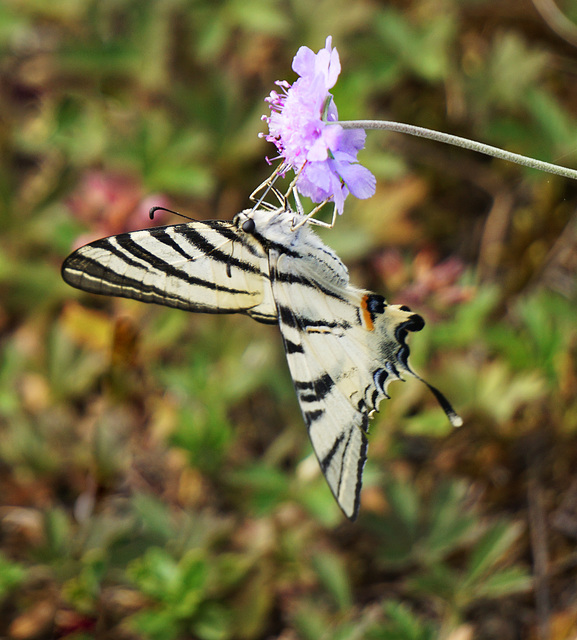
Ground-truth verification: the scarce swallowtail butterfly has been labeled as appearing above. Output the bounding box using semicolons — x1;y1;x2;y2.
62;205;462;520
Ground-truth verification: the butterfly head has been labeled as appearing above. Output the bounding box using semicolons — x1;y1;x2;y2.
234;206;307;246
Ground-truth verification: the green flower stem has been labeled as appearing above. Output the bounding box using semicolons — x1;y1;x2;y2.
336;119;577;182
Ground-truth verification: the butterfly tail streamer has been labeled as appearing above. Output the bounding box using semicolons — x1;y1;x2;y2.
416;375;463;427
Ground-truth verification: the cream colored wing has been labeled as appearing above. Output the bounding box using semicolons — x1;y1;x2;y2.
271;252;459;519
62;219;277;323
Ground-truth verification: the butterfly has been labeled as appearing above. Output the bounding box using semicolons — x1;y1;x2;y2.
62;204;461;520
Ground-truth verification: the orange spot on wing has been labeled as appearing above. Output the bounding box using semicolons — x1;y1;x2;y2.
360;295;375;331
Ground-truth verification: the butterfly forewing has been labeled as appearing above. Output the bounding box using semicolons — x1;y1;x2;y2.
62;221;277;323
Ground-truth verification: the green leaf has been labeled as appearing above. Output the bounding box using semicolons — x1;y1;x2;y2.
128;547;180;600
212;553;254;592
229;0;289;34
192;602;233;640
296;472;342;527
0;553;26;600
370;479;427;568
375;8;455;81
292;601;333;640
227;463;290;516
62;549;107;612
129;608;181;640
486;33;549;109
147;163;215;196
376;601;437;640
406;562;459;602
386;479;420;537
132;494;175;542
43;508;73;560
177;552;209;602
424;483;477;560
471;566;532;599
463;521;523;587
312;551;353;611
231;563;274;639
170;403;233;475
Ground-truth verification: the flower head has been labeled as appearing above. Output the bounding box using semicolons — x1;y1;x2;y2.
262;37;375;214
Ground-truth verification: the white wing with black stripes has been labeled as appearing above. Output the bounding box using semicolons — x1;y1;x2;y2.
62;205;461;520
270;248;447;519
62;217;278;324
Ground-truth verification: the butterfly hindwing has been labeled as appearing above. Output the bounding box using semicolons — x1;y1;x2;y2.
271;251;426;520
272;284;369;518
62;220;278;323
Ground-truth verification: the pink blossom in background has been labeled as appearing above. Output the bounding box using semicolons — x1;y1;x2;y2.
375;248;474;320
67;171;170;248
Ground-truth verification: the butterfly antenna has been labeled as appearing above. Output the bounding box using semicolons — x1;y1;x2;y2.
149;206;195;222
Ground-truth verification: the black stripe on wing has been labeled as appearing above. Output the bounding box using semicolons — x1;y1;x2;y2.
320;432;345;473
168;226;266;276
273;270;349;300
276;304;351;331
294;373;334;403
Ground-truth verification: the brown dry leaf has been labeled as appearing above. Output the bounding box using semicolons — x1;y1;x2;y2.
359;485;388;515
9;599;56;639
177;466;208;508
550;608;577;640
1;507;45;548
111;316;141;369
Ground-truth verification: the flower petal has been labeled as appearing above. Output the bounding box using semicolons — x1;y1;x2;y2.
334;161;376;199
292;46;316;77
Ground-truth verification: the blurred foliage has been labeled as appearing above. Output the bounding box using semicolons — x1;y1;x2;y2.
1;0;577;638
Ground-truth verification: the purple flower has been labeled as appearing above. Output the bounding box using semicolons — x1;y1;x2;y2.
262;37;375;214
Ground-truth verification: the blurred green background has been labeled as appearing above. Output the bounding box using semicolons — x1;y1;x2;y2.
1;0;577;638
